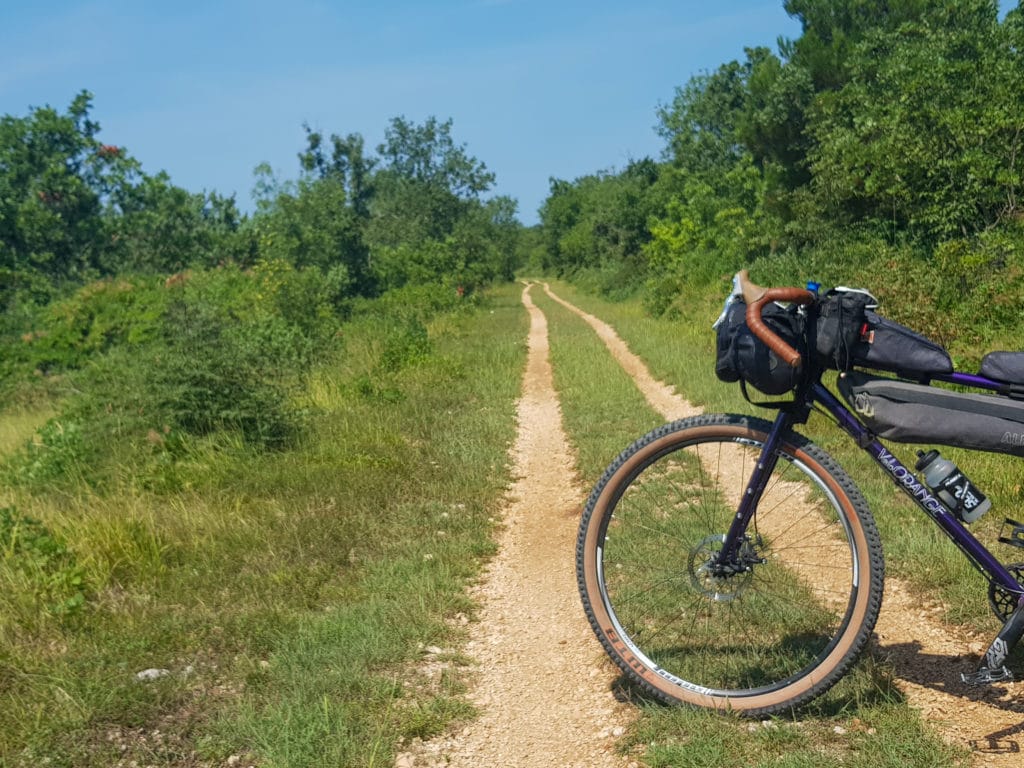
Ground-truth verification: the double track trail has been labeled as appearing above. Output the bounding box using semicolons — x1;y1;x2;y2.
397;283;636;767
401;282;1023;767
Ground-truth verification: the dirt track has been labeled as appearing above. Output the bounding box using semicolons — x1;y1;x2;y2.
399;282;1024;767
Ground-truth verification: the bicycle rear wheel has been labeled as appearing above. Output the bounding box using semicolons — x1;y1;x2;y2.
577;413;884;715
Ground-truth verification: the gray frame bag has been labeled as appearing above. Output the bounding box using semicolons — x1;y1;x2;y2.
838;371;1024;457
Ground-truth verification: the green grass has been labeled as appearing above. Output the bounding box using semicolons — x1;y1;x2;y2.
0;407;53;460
0;283;527;767
631;704;963;768
532;278;968;767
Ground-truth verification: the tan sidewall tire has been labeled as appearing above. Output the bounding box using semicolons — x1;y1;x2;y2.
578;417;883;714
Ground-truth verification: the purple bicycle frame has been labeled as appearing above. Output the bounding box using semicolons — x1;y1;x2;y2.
722;375;1024;597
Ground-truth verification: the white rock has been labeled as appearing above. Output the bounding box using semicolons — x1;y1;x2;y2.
135;668;170;681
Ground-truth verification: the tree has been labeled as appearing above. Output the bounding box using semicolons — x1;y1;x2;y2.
657;59;751;181
369;116;495;248
648;54;784;282
298;125;376;218
252;115;517;296
0;91;245;306
0;91;135;292
252;126;380;296
538;159;666;291
104;173;242;274
376;116;494;199
808;1;1015;240
738;47;815;192
781;0;959;90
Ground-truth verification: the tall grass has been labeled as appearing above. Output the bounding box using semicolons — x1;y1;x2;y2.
0;408;53;460
0;283;527;767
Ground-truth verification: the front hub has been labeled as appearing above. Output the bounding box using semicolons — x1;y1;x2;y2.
688;533;765;602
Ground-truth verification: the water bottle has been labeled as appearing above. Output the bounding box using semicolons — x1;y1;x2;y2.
915;450;991;523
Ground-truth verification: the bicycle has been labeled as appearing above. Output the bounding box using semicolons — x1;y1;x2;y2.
576;271;1024;716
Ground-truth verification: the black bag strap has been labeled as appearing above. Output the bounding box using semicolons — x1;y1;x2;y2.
739;379;798;410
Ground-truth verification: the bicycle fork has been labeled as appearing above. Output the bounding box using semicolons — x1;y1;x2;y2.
718;409;796;570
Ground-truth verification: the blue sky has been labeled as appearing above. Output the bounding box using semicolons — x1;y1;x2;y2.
4;2;804;223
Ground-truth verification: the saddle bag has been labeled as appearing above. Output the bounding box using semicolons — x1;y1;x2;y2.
715;299;806;396
838;371;1024;456
814;290;952;378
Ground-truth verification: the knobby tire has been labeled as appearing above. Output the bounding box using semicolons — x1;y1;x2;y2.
576;414;885;716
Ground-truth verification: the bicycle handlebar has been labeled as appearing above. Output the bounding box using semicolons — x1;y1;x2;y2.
736;270;816;368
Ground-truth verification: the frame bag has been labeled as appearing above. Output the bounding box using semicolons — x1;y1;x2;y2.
839;371;1024;457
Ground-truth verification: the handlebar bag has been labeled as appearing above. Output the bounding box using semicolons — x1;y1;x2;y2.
838;371;1024;456
715;299;806;396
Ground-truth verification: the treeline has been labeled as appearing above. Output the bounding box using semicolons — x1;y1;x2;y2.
536;0;1024;356
1;92;519;312
0;93;521;477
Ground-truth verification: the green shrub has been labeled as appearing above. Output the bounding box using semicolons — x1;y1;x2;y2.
643;272;686;317
26;276;169;374
570;262;646;302
0;506;86;627
128;264;342;445
1;262;352;489
155;295;310;448
358;281;472;324
2;418;93;487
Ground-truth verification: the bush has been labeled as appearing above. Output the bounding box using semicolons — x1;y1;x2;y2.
2;418;94;488
2;261;350;489
158;297;312;447
0;506;86;627
94;262;338;451
25;277;169;375
354;282;472;325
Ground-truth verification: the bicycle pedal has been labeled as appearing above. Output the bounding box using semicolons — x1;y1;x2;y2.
961;666;1014;685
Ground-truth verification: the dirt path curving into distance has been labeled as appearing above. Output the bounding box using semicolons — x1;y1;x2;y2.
401;281;1023;767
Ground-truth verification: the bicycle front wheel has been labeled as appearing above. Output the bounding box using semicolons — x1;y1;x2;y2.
577;413;884;715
